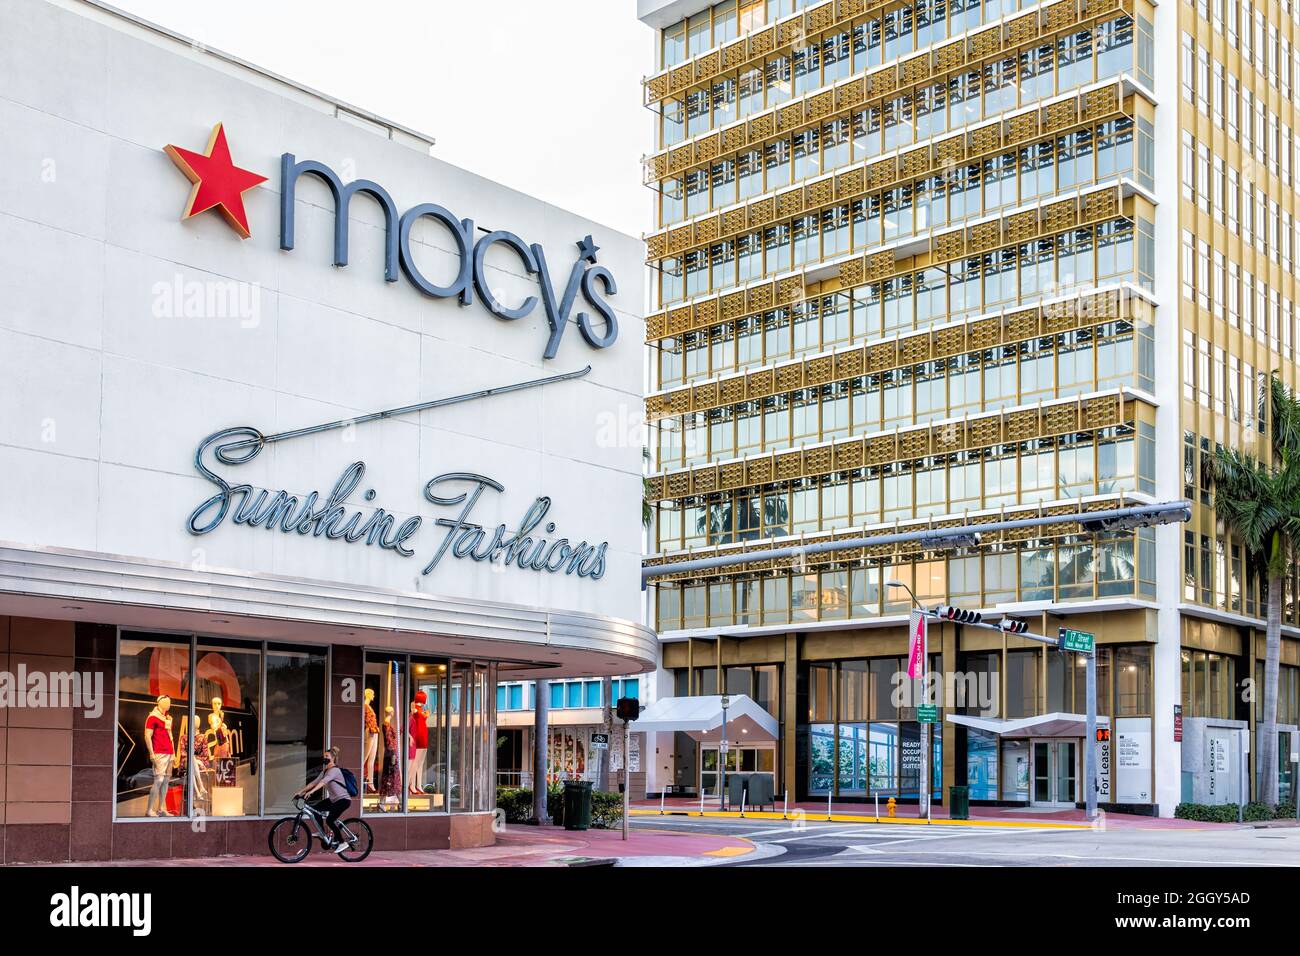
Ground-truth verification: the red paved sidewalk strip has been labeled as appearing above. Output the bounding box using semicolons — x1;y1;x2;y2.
29;825;754;867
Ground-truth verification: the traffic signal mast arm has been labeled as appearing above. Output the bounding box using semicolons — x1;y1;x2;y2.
927;606;1072;651
922;605;1100;821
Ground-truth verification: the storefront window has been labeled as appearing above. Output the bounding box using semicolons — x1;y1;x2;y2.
1001;738;1030;800
967;728;998;799
809;663;833;720
410;658;449;812
839;660;868;721
116;633;328;820
809;722;835;794
869;723;898;792
1005;649;1040;718
447;662;496;813
363;654;406;813
837;723;869;794
1114;644;1151;715
116;635;191;819
870;658;899;720
193;638;260;817
754;665;780;717
264;645;327;815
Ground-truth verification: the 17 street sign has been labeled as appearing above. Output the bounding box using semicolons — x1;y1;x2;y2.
1059;628;1095;654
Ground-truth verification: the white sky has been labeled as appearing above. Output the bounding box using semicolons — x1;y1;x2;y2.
111;0;655;236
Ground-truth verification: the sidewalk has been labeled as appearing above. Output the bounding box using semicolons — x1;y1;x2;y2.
632;797;1241;830
34;825;757;867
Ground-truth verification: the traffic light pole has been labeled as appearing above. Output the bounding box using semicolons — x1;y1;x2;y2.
918;608;1099;822
1085;648;1098;822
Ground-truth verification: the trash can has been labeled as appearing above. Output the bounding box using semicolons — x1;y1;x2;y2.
726;773;750;809
562;780;593;831
949;785;970;821
747;774;774;810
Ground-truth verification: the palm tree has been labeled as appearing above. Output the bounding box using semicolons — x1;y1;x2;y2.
643;448;653;528
1211;373;1300;807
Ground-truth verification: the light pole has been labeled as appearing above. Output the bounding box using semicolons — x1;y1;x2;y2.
720;694;731;812
888;581;930;820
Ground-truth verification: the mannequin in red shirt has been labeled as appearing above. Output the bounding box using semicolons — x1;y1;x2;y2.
144;694;175;817
408;689;429;795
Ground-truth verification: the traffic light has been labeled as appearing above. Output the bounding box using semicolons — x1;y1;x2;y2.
935;605;982;624
998;617;1029;634
616;697;640;721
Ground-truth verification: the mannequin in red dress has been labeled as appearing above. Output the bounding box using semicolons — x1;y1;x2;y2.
408;689;429;794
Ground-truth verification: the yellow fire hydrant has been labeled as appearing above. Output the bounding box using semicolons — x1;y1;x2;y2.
887;797;897;818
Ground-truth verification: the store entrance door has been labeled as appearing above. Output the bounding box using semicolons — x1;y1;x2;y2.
1031;739;1078;807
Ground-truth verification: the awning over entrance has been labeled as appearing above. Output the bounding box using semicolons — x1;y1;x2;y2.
947;712;1110;738
633;695;779;743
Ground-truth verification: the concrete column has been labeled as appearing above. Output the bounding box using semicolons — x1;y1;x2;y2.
942;622;957;803
783;632;798;801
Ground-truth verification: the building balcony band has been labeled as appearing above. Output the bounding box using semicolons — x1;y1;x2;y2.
646;6;1149;173
650;116;1151;298
648;383;1153;488
646;178;1148;341
646;71;1150;232
648;282;1154;433
643;0;1146;116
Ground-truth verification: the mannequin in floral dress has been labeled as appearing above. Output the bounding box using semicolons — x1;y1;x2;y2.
379;706;401;809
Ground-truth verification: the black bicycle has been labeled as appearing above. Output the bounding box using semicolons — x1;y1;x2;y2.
268;796;374;863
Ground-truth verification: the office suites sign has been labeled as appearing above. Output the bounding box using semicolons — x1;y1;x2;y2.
164;124;617;581
164;123;620;360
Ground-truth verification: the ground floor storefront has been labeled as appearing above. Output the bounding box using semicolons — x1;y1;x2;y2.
653;607;1299;815
496;713;648;799
0;616;512;863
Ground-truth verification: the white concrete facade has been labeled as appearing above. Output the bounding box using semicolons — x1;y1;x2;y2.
0;0;655;676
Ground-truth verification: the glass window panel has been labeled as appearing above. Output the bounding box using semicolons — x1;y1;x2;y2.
194;638;261;817
117;634;191;819
265;642;327;816
364;654;406;814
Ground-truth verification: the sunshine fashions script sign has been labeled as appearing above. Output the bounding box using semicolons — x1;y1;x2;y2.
185;368;609;581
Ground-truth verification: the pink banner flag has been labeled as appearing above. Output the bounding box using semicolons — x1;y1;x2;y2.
907;611;926;679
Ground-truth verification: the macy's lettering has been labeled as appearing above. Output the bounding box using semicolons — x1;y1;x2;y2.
278;156;618;360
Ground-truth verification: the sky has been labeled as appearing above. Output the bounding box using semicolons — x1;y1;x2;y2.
111;0;655;236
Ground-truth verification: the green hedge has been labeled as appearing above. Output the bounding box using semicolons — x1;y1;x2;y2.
1174;801;1297;822
494;784;624;829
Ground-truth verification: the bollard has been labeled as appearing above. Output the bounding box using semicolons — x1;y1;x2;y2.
659;787;667;816
782;790;789;821
700;790;705;816
875;793;880;822
827;790;833;821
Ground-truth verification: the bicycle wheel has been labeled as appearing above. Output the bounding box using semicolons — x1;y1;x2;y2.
268;815;313;864
336;818;374;862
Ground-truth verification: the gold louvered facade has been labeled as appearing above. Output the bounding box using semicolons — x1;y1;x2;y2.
639;0;1300;809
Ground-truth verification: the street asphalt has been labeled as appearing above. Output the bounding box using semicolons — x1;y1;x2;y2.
628;814;1300;867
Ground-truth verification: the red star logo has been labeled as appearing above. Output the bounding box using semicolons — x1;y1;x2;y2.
164;123;267;239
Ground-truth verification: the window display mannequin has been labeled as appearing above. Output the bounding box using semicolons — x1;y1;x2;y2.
190;725;211;802
363;687;379;792
379;705;402;808
206;710;233;758
408;689;429;795
144;695;174;817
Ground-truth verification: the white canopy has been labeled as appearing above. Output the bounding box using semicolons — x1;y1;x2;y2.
632;694;780;743
947;712;1110;738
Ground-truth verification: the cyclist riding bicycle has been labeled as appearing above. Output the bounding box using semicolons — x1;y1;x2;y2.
296;746;352;854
